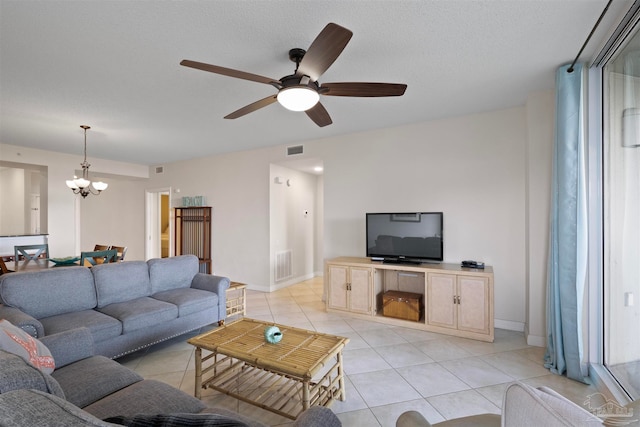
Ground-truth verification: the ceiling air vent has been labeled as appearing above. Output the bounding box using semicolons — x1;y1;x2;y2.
155;166;164;174
287;145;303;156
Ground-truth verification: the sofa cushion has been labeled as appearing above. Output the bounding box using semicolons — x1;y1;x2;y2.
93;261;152;308
0;388;119;427
52;355;143;408
152;288;218;317
148;255;199;294
0;319;55;374
40;309;123;343
83;379;207;420
97;297;178;334
0;349;65;398
0;266;96;318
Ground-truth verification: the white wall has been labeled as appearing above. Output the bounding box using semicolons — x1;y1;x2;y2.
142;149;273;289
315;175;325;275
1;91;555;334
0;167;25;234
310;107;529;327
0;143;148;258
270;164;318;290
79;177;147;259
525;90;555;346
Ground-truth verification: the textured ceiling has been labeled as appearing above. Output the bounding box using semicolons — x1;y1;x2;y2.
0;0;630;166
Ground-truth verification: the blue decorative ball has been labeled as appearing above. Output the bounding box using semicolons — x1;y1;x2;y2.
264;326;283;344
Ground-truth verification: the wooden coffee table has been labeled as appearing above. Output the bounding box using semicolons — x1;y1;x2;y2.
188;318;349;420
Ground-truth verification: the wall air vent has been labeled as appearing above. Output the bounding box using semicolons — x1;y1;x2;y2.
275;250;293;282
287;145;304;156
155;166;164;174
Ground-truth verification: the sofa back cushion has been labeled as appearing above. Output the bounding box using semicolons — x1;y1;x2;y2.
148;255;199;294
92;261;151;308
0;267;96;318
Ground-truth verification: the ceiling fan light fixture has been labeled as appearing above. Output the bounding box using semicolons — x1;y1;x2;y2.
277;86;320;112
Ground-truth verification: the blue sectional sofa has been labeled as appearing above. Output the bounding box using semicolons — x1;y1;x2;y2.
0;255;229;359
0;326;341;426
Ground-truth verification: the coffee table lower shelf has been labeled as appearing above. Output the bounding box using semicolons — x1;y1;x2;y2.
197;350;345;420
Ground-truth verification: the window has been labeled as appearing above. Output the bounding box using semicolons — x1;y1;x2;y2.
603;20;640;400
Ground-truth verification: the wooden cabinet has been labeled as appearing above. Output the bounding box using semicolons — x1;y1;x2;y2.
427;273;490;335
426;273;457;329
174;207;212;273
327;265;372;314
325;257;494;342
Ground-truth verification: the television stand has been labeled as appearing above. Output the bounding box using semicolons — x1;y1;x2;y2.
382;258;422;265
325;256;494;342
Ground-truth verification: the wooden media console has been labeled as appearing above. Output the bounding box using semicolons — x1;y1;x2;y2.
325;257;494;342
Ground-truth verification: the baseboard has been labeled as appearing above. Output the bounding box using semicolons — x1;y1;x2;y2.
526;334;546;347
271;272;316;291
494;318;525;332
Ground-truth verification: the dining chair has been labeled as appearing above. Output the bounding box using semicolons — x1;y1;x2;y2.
81;249;118;267
94;244;110;251
110;246;127;261
0;258;14;275
14;244;49;264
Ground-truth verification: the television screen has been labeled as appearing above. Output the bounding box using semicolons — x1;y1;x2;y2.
366;212;443;263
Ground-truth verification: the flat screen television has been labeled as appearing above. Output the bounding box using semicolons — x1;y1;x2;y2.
366;212;443;264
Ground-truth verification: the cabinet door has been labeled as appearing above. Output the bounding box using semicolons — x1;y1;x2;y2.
327;265;349;310
349;267;372;314
426;273;457;329
457;276;490;334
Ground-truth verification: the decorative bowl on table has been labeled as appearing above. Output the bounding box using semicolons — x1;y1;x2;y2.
49;256;80;266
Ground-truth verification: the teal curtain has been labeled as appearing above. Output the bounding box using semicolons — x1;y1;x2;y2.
544;63;590;383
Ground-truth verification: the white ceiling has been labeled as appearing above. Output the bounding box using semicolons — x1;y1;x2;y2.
0;0;630;166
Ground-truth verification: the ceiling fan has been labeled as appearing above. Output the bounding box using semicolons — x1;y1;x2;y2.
180;23;407;127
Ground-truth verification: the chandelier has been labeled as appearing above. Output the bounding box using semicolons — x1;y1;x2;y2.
66;125;108;198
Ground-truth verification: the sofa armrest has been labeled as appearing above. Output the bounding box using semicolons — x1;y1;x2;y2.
397;411;434;427
503;382;602;426
0;305;44;337
39;327;95;368
294;406;341;427
191;273;230;320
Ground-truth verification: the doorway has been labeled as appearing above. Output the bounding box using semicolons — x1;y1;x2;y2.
145;187;172;260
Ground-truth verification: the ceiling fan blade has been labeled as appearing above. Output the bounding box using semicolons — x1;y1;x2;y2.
297;23;353;82
320;82;407;97
224;95;278;119
180;60;280;87
305;102;332;127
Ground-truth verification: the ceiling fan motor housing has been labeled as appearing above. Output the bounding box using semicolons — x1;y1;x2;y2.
279;74;319;91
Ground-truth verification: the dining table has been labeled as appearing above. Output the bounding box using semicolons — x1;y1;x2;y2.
3;258;80;272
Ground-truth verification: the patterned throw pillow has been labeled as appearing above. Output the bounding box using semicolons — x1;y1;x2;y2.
0;319;55;374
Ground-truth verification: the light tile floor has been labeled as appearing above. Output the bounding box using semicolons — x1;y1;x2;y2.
118;277;603;426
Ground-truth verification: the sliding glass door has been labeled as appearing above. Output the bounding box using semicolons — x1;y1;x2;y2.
603;22;640;400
